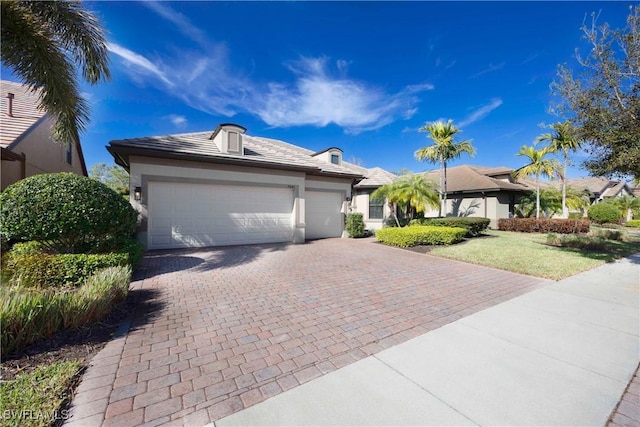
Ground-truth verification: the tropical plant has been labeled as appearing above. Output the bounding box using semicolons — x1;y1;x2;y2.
613;195;640;221
516;187;590;218
372;175;439;226
1;0;110;145
415;120;475;216
536;121;582;218
512;145;562;219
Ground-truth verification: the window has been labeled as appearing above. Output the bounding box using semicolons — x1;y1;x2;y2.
331;154;340;165
369;195;384;219
65;143;72;165
228;131;240;152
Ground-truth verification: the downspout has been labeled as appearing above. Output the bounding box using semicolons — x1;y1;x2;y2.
20;153;26;179
482;192;487;218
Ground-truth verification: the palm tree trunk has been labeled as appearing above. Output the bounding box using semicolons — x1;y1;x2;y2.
443;160;448;217
438;158;444;217
562;151;568;218
536;174;540;219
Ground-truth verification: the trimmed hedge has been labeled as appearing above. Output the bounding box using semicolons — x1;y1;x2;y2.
0;173;137;253
410;217;490;236
498;218;591;234
376;226;467;247
346;213;366;238
625;220;640;229
546;233;607;251
588;203;622;224
3;239;143;288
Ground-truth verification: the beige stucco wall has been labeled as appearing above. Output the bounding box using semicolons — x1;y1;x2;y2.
128;156;352;246
420;193;514;228
1;118;85;190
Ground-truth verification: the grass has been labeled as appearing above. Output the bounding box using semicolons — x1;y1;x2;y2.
0;360;81;427
429;230;640;280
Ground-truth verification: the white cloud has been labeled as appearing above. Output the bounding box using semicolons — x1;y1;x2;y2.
471;62;506;78
166;114;187;128
143;2;207;45
107;43;173;87
458;98;503;127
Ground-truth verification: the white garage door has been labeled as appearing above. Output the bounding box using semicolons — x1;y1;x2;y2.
305;190;343;240
148;182;294;249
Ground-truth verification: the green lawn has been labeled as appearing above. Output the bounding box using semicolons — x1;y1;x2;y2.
0;361;81;427
429;230;640;280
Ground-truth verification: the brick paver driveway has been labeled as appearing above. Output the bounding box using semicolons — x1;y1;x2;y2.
67;238;547;426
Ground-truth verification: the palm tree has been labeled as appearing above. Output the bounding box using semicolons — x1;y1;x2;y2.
415;120;475;217
614;195;640;222
513;145;562;219
372;175;439;226
535;121;582;218
1;1;110;145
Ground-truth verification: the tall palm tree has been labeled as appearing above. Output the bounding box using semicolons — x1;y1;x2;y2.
415;120;475;217
513;145;562;219
1;0;110;145
535;121;582;218
372;174;439;225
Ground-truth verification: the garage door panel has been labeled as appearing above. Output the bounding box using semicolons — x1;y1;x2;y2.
149;182;294;249
306;190;343;240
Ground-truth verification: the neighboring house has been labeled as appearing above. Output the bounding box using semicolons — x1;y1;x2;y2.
349;166;397;230
0;80;87;190
561;177;633;204
109;123;399;249
419;165;531;228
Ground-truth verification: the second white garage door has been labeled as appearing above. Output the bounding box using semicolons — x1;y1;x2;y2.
148;182;294;249
305;190;343;240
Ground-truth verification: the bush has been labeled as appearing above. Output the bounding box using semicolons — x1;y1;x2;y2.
546;233;607;251
498;218;591;234
0;173;137;253
568;212;584;219
589;228;624;241
587;203;622;224
625;220;640;229
346;213;366;238
1;266;131;355
410;217;490;237
3;239;143;288
376;226;467;247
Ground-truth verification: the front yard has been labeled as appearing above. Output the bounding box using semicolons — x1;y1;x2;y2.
429;229;640;280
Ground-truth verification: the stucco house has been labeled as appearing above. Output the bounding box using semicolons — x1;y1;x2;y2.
349;166;397;230
108;123;394;249
0;80;87;190
419;165;531;228
555;177;633;204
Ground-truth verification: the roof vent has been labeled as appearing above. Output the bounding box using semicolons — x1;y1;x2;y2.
6;93;14;117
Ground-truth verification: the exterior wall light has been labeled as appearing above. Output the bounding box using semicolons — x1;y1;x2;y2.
134;186;142;201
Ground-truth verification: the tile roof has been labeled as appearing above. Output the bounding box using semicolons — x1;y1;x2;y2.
0;80;47;148
420;165;530;193
353;166;397;187
109;130;367;179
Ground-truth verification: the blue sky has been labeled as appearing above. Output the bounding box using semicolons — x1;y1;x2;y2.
5;1;634;178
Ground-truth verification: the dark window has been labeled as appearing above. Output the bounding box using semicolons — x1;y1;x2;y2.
65;143;72;165
331;154;340;165
369;195;384;219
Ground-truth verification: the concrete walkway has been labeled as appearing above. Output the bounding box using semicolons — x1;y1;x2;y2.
216;254;640;426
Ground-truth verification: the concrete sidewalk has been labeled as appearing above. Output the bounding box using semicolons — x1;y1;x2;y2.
216;255;640;426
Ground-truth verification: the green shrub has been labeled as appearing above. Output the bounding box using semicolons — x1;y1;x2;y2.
410;217;490;237
589;228;624;241
546;233;607;251
625;220;640;229
498;218;591;234
568;212;583;219
587;203;622;224
0;173;137;253
0;266;131;355
376;226;467;247
346;213;366;238
3;239;143;288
